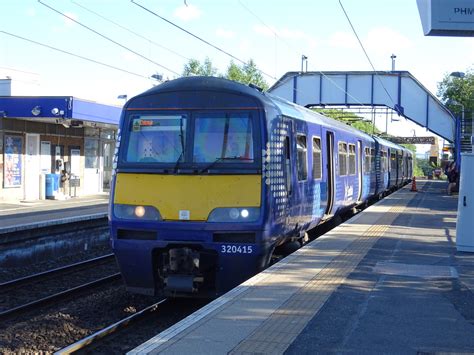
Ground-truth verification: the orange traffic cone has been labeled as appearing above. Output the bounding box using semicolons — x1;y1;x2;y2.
410;176;417;192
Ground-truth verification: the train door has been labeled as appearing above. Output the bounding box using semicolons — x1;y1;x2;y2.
357;140;363;201
283;133;297;232
324;131;335;215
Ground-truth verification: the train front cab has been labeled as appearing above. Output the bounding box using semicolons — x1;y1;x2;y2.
110;79;274;298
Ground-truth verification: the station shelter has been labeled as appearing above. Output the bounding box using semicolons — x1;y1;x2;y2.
0;91;121;201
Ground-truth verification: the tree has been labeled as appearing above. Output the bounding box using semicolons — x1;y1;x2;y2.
314;108;381;135
227;59;268;90
181;58;269;90
437;68;474;118
182;57;218;77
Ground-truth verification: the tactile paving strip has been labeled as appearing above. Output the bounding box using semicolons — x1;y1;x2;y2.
230;204;407;354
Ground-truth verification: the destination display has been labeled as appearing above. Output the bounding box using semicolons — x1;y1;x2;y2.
386;136;436;144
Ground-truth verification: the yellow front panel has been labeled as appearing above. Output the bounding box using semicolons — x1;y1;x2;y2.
114;174;261;221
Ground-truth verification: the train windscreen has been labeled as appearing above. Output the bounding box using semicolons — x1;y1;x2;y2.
193;113;254;163
123;112;255;165
125;114;187;163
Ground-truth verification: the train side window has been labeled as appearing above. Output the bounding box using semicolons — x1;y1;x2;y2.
380;150;385;172
370;148;375;171
390;152;396;171
312;137;322;180
284;136;292;195
348;144;356;175
338;142;347;176
364;147;370;173
296;134;308;181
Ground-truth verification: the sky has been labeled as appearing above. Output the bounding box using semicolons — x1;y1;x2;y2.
1;0;473;149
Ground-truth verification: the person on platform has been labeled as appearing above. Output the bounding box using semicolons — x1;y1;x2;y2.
446;161;458;195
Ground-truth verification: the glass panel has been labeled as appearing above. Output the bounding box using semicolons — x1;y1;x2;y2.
364;147;370;173
312;137;322;179
126;115;187;163
348;144;356;175
296;135;307;181
85;138;99;169
338;142;347;176
193;113;254;163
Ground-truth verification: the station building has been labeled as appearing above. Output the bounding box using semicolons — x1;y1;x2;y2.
0;79;121;201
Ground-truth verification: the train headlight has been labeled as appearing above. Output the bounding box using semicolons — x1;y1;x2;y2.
114;204;162;221
207;207;260;222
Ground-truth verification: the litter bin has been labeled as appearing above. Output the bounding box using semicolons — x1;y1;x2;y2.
45;173;60;199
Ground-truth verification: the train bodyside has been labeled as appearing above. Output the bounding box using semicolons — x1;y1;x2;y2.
109;77;409;298
266;97;377;240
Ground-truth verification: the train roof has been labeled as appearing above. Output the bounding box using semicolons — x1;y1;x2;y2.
131;76;373;143
130;76;270;103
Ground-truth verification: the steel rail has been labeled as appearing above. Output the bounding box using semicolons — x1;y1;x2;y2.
0;273;121;320
55;298;168;354
0;253;115;290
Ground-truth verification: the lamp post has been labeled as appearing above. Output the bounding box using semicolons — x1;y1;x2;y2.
449;71;473;154
301;55;308;73
391;54;396;71
447;98;464;164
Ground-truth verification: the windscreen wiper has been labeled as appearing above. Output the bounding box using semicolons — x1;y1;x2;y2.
199;156;253;173
173;117;186;173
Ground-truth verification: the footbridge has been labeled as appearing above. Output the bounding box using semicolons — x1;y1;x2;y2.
268;71;456;143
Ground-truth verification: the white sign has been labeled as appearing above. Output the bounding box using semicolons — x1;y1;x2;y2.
70;149;81;175
40;141;51;173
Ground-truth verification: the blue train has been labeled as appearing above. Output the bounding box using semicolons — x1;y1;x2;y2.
109;76;413;298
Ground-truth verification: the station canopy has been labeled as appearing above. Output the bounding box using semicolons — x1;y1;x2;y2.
268;71;455;142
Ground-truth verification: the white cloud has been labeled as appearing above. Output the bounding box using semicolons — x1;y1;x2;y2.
174;4;201;21
253;24;275;37
365;27;413;56
278;28;306;40
328;31;358;49
239;39;250;55
216;28;235;39
253;24;305;40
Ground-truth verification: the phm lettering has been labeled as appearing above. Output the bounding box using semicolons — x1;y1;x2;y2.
454;7;474;15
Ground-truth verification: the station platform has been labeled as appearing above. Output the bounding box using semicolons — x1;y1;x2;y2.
0;194;108;234
130;179;474;354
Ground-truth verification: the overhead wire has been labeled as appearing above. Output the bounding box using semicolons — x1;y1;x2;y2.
37;0;180;76
338;0;396;107
130;0;276;80
0;31;150;80
70;0;190;61
237;0;372;109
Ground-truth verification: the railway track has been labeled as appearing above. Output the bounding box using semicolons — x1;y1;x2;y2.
56;298;169;353
0;253;120;320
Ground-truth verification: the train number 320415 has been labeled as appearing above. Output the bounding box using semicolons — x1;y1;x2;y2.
221;245;253;254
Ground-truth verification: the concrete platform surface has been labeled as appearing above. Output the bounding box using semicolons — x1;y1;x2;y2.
0;194;108;233
129;180;474;354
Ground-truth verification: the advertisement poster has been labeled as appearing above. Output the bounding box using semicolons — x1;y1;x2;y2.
4;135;22;188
